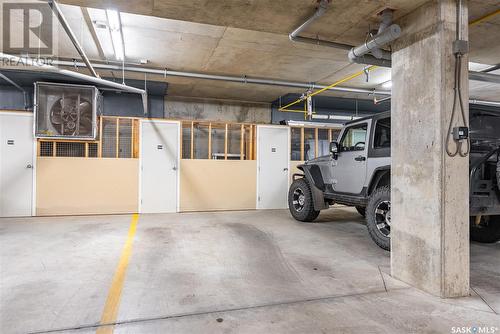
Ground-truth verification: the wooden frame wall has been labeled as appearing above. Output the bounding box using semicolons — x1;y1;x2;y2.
37;116;140;158
181;120;257;160
290;126;342;161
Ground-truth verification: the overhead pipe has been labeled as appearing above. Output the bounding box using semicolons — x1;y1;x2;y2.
349;54;392;67
48;0;99;78
469;71;500;84
288;0;353;51
469;99;500;107
0;53;148;114
370;9;394;59
481;64;500;73
0;71;29;109
50;59;392;96
4;56;500;108
348;25;400;64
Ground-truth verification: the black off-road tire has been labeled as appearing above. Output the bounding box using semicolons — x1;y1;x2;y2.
366;186;391;251
288;178;320;222
470;216;500;243
355;206;366;217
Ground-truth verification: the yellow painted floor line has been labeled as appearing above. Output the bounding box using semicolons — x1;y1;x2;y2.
96;213;139;334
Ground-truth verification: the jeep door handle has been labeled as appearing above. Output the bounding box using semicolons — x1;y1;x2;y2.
354;156;366;162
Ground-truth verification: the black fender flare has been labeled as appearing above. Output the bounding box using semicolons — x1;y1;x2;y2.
367;166;391;196
296;164;329;211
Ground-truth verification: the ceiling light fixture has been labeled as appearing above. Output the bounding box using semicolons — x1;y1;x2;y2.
106;9;124;61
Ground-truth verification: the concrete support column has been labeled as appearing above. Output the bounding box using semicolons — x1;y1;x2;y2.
391;0;470;297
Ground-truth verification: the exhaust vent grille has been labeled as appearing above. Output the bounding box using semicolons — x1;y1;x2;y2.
35;82;98;140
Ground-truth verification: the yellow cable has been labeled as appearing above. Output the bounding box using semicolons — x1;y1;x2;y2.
279;65;378;112
469;8;500;27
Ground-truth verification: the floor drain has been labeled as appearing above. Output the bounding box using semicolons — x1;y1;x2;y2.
216;318;224;323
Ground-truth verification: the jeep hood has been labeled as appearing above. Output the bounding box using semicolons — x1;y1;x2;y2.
304;155;331;165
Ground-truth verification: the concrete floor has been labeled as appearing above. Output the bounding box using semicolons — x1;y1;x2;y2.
1;207;499;334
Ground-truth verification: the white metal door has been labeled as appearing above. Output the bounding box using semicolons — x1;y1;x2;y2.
257;126;290;209
0;113;35;217
140;120;180;213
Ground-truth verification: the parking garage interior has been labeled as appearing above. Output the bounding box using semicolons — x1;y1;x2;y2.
0;0;499;333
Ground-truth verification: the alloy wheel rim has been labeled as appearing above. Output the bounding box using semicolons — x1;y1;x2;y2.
375;200;391;237
292;188;306;212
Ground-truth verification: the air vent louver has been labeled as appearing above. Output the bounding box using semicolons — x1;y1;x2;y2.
35;82;98;140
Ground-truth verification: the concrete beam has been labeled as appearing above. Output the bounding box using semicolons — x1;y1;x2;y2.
391;0;470;297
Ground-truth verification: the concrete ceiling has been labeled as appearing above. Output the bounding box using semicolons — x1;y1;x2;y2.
4;0;500;103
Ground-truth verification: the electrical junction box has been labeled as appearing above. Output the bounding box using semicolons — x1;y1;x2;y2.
453;40;469;55
453;127;469;140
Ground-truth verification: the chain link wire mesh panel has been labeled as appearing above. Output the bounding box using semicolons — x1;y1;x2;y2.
101;118;117;158
39;141;54;157
118;119;132;158
55;142;86;157
37;117;137;158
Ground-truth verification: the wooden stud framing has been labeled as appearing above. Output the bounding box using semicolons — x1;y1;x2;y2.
224;123;228;160
98;116;103;158
130;119;135;159
314;128;319;158
249;125;254;160
208;122;212;159
328;129;332;143
190;121;194;159
53;141;56;157
115;118;120;158
300;127;304;161
240;124;244;160
85;142;89;158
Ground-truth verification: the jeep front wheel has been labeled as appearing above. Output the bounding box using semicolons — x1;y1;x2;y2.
470;215;500;243
288;178;320;222
366;186;391;251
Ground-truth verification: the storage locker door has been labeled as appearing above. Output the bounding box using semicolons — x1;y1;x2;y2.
0;113;34;217
140;120;179;213
257;126;290;209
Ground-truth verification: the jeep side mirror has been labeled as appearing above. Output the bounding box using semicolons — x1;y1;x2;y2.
330;141;339;159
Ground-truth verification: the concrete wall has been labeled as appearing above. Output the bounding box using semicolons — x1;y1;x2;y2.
36;158;139;216
0;85;32;110
179;159;257;211
102;92;165;118
165;97;271;123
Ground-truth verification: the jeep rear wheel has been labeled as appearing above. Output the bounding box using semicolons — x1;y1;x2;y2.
288;178;320;222
470;215;500;243
366;186;391;251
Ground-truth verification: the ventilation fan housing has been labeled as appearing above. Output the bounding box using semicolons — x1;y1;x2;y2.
34;82;98;140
